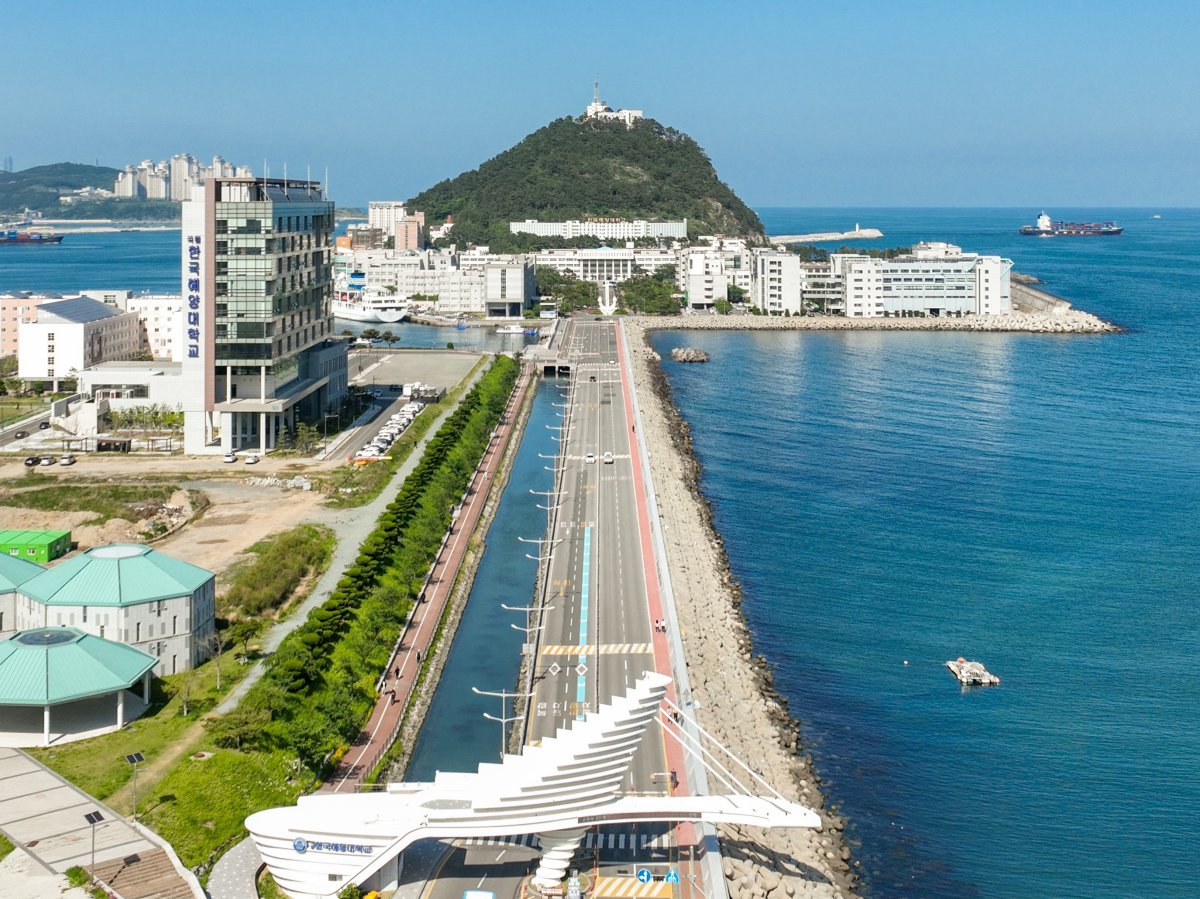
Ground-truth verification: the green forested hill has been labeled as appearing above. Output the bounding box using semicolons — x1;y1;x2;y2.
408;116;765;249
0;163;118;214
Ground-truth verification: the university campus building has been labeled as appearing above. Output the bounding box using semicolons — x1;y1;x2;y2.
181;177;349;453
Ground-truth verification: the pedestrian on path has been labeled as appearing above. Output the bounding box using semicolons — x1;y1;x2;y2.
395;665;401;679
388;689;396;704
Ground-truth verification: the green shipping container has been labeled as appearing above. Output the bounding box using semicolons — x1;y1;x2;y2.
0;530;73;563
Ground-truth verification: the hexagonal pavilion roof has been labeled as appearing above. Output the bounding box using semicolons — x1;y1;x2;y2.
0;627;157;706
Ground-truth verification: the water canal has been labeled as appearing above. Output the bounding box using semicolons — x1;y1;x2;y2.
406;377;562;777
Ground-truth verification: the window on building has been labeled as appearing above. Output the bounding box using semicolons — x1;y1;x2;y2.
136;622;141;641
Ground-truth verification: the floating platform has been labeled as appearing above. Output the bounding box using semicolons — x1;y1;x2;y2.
946;657;1000;686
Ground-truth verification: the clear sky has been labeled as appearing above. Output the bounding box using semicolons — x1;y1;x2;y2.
4;0;1198;207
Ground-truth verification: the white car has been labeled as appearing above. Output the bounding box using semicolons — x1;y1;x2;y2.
585;452;596;464
59;454;76;466
244;455;260;465
602;451;614;464
223;452;238;463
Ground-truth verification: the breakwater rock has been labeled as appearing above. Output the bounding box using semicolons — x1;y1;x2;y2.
625;322;858;898
670;346;710;363
632;309;1119;334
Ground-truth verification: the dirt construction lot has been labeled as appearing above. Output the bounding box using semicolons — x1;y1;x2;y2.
0;349;482;584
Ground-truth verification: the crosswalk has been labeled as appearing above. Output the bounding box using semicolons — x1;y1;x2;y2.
458;831;673;850
541;643;654;656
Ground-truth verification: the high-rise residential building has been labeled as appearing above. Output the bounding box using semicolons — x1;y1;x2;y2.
395;212;425;251
367;201;407;234
180;177;347;454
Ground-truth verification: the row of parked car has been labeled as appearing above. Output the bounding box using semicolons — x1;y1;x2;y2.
355;401;425;461
23;454;76;467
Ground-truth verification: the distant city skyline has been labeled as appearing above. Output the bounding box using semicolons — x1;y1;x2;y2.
5;0;1199;208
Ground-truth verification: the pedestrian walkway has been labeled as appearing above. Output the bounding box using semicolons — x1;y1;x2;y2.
0;748;197;897
324;364;532;791
215;363;489;716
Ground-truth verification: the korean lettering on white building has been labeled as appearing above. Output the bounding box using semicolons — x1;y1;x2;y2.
186;235;202;358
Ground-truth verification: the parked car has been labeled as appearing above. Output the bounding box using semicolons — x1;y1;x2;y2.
59;454;76;466
223;452;238;463
244;455;260;465
39;456;56;466
38;421;50;430
14;430;28;439
609;359;617;365
23;456;38;467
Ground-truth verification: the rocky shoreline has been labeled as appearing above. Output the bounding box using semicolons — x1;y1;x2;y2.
628;309;1118;334
623;321;857;899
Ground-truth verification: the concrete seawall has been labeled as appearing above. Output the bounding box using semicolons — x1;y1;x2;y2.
623;308;1118;334
623;318;858;899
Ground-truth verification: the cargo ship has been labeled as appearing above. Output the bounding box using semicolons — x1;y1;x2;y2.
1020;212;1122;236
0;226;64;245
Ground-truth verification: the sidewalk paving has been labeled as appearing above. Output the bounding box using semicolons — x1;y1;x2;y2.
0;748;195;897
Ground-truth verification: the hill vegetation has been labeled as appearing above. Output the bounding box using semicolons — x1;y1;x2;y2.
0;163;116;213
408;116;765;250
0;162;178;220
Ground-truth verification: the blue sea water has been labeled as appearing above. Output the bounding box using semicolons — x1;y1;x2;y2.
651;208;1200;898
0;227;532;353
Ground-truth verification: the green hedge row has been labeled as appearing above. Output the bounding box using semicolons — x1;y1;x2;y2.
229;356;519;770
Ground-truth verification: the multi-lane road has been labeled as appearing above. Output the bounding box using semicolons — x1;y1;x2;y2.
525;319;667;794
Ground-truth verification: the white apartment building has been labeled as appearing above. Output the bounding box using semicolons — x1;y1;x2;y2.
510;219;687;241
18;298;142;387
534;247;676;284
753;251;804;315
831;242;1012;318
368;201;408;234
679;238;754;310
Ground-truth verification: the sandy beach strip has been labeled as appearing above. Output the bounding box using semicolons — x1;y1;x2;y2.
623;317;858;899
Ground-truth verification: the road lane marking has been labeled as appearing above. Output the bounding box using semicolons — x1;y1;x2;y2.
578;525;591;720
541;643;654;655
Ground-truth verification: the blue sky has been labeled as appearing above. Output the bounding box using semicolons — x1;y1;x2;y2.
3;0;1197;207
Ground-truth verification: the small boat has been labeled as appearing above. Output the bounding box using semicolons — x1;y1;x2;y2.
495;324;526;334
945;657;1000;687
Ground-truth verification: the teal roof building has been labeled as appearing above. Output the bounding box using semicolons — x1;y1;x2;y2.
0;627;156;746
20;544;213;607
6;545;217;677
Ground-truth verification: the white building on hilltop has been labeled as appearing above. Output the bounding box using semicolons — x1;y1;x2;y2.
584;81;643;127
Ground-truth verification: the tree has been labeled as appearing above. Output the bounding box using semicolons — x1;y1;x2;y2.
727;284;747;304
294;422;321;454
203;629;225;691
714;299;733;315
204;707;270;750
360;328;381;342
381;331;398;348
226;619;264;661
163;669;197;716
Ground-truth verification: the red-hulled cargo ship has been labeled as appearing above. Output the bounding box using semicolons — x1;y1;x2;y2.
0;227;64;245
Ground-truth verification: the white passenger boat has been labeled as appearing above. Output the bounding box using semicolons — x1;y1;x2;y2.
332;287;410;323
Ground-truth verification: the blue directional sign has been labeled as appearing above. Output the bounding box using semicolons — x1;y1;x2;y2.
665;869;681;884
636;868;653;884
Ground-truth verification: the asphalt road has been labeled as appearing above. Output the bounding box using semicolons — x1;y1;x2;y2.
525;319;667;791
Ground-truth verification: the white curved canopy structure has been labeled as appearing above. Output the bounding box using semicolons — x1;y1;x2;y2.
247;672;818;899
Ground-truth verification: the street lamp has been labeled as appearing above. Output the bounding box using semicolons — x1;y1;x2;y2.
83;810;104;882
124;752;144;821
471;686;535;760
322;412;340;456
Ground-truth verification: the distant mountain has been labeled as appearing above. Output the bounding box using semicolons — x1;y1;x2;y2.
0;163;118;214
408;116;766;249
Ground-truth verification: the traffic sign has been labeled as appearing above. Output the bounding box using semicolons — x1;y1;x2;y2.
636;868;652;884
665;869;680;884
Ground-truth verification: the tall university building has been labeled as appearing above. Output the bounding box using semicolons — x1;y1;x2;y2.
181;177;348;454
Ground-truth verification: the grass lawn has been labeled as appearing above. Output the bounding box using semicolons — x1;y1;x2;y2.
141;746;314;872
218;524;334;618
0;483;180;525
0;831;13;863
28;643;252;807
